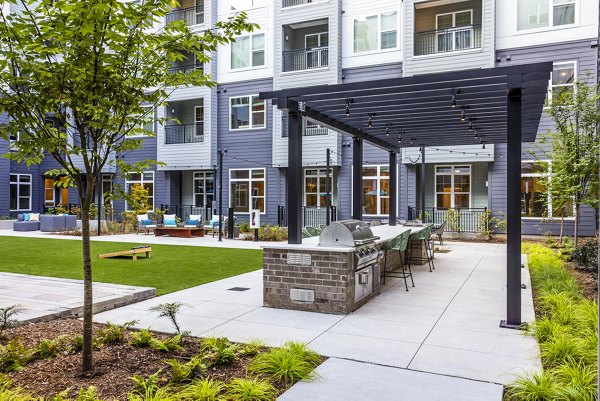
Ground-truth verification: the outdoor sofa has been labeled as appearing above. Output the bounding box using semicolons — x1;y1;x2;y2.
40;214;77;232
13;213;40;231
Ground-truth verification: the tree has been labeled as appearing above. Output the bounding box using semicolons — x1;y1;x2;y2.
538;79;600;244
0;0;256;371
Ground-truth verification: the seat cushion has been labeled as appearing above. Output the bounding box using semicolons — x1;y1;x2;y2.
187;219;198;226
13;221;40;231
189;214;201;222
137;214;149;222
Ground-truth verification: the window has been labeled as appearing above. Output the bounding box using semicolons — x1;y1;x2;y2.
99;174;113;206
44;177;69;207
231;33;265;69
353;12;397;53
129;105;154;137
193;171;214;207
548;61;576;102
10;174;31;211
304;169;333;208
435;165;471;208
230;169;265;213
521;161;574;218
230;95;265;130
436;10;473;52
305;32;329;69
362;166;390;215
125;171;154;210
517;0;575;31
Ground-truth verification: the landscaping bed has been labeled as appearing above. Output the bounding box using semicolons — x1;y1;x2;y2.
1;318;323;400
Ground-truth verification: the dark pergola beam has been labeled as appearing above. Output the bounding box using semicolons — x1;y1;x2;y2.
352;138;363;220
389;151;397;226
287;108;303;245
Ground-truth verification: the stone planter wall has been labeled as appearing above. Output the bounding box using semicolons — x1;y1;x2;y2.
0;220;16;230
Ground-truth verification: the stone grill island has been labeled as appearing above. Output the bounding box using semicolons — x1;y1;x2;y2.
262;222;428;314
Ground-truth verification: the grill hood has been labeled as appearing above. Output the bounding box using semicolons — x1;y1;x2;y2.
318;220;379;247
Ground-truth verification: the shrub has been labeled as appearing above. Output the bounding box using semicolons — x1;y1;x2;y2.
0;383;36;401
247;342;321;384
571;239;598;277
239;221;250;233
506;371;565;401
74;386;103;401
97;321;137;345
0;339;31;373
0;305;23;338
150;335;183;353
31;338;63;360
175;378;224;401
244;225;287;241
226;378;277;401
165;356;205;384
539;332;586;368
200;337;237;366
525;318;567;344
239;339;264;357
149;303;185;335
130;370;163;398
554;360;598;401
284;342;322;367
130;329;155;348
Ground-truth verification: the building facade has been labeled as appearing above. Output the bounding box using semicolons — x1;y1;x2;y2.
0;0;598;236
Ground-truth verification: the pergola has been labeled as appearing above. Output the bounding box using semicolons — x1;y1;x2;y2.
260;62;552;328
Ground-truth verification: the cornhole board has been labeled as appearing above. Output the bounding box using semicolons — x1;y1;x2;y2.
98;246;152;261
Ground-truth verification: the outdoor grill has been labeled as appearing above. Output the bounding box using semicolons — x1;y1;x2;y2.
319;220;381;301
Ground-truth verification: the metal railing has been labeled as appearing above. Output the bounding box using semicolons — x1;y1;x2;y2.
277;205;337;228
164;123;204;144
408;206;488;233
414;24;482;56
282;47;328;72
165;5;204;26
281;117;329;137
282;0;327;7
160;204;213;223
168;64;203;75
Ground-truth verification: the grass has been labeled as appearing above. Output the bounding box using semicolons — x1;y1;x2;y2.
0;236;262;295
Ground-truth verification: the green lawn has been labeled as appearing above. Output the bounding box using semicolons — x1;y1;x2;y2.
0;236;263;295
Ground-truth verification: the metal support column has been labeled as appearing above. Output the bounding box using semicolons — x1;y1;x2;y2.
352;137;363;220
325;148;331;226
420;146;426;220
287;110;303;244
389;151;397;226
501;77;523;329
218;149;226;242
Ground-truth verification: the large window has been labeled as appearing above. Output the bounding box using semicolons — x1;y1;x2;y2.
517;0;575;31
435;165;471;208
230;95;265;130
44;176;69;207
125;171;154;210
231;33;265;69
353;12;398;53
10;174;31;211
304;168;333;208
230;169;265;213
193;171;214;207
548;61;576;102
436;10;473;52
521;161;574;218
362;165;390;215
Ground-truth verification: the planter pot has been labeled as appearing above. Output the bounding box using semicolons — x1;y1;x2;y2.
77;219;108;231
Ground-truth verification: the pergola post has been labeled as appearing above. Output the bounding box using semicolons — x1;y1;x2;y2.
287;109;303;244
420;146;426;220
502;76;523;328
352;137;363;220
388;151;397;226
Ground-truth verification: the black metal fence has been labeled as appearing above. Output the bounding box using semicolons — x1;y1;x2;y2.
277;205;337;227
165;6;204;26
168;64;203;75
282;0;326;7
282;47;328;72
414;25;482;56
42;203;116;222
165;123;204;144
160;204;213;223
408;206;488;233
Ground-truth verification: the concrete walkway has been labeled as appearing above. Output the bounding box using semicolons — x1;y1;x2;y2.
0;273;155;324
90;241;541;400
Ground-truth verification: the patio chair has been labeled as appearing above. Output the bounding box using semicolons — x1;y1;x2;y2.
369;220;383;227
431;220;447;248
136;213;157;235
381;230;414;291
183;214;202;228
305;226;321;236
203;215;220;236
302;227;312;238
409;224;435;272
162;214;178;227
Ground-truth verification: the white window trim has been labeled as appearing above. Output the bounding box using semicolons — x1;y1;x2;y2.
101;173;114;207
125;171;155;211
434;9;474;54
44;177;55;207
230;32;266;71
303;168;334;208
229;168;266;215
516;0;577;32
546;60;577;107
193;171;214;208
434;164;472;209
229;94;266;131
9;173;32;212
521;160;576;220
352;11;399;55
362;165;391;216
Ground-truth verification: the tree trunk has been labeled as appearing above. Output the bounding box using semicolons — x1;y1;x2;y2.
559;214;564;245
574;203;580;247
80;192;94;372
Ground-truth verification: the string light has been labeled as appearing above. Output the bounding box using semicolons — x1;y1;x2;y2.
450;89;460;108
468;119;473;130
345;99;351;116
460;107;467;122
474;129;479;139
385;124;391;136
367;113;374;128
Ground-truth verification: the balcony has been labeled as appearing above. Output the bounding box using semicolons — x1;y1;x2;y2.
282;0;327;8
165;5;204;26
281;116;329;137
414;25;482;56
168;63;203;75
282;47;328;72
165;123;204;144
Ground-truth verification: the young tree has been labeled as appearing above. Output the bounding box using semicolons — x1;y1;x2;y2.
0;0;255;371
538;79;600;244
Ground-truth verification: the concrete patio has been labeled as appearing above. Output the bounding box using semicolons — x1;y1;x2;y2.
90;241;541;400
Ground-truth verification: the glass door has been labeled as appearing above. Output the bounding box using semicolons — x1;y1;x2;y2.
193;171;214;208
305;32;328;69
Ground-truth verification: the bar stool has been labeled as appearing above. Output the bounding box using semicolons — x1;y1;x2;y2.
409;225;435;272
381;230;414;291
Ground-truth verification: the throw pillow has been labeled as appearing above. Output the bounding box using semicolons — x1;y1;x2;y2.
209;219;218;226
187;219;198;225
141;219;152;225
164;219;177;226
29;213;40;221
189;214;201;222
137;214;149;222
23;213;30;221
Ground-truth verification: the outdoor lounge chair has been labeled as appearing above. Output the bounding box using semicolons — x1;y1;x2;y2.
136;213;157;235
183;214;202;228
203;215;222;237
162;214;178;227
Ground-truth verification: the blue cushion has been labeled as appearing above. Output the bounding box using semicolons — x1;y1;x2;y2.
164;219;177;225
209;219;218;226
187;219;198;225
23;213;30;221
141;219;152;225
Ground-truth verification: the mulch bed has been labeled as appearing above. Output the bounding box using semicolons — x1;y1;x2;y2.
565;261;598;301
1;319;293;400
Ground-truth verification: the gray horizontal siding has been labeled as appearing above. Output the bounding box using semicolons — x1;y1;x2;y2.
342;63;403;83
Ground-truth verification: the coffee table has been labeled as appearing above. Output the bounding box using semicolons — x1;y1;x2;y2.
154;227;205;238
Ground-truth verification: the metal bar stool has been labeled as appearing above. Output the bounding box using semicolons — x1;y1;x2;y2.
381;230;414;291
409;225;435;272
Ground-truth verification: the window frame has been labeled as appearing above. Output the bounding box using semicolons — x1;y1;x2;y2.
352;11;399;54
128;105;154;138
230;32;266;70
193;171;214;208
516;0;577;32
125;171;155;211
521;160;575;219
362;165;391;216
9;173;32;212
303;168;334;208
229;94;266;131
546;60;577;106
229;168;266;214
434;164;472;209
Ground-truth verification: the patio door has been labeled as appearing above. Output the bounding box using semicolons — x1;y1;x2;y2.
305;32;328;69
193;171;214;208
436;10;472;52
195;104;204;138
195;0;204;25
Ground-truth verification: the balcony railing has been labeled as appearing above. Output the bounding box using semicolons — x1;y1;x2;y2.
282;47;328;72
165;5;204;26
282;0;327;8
168;64;203;75
414;24;482;56
281;118;329;137
277;205;337;228
164;123;204;144
408;206;488;233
